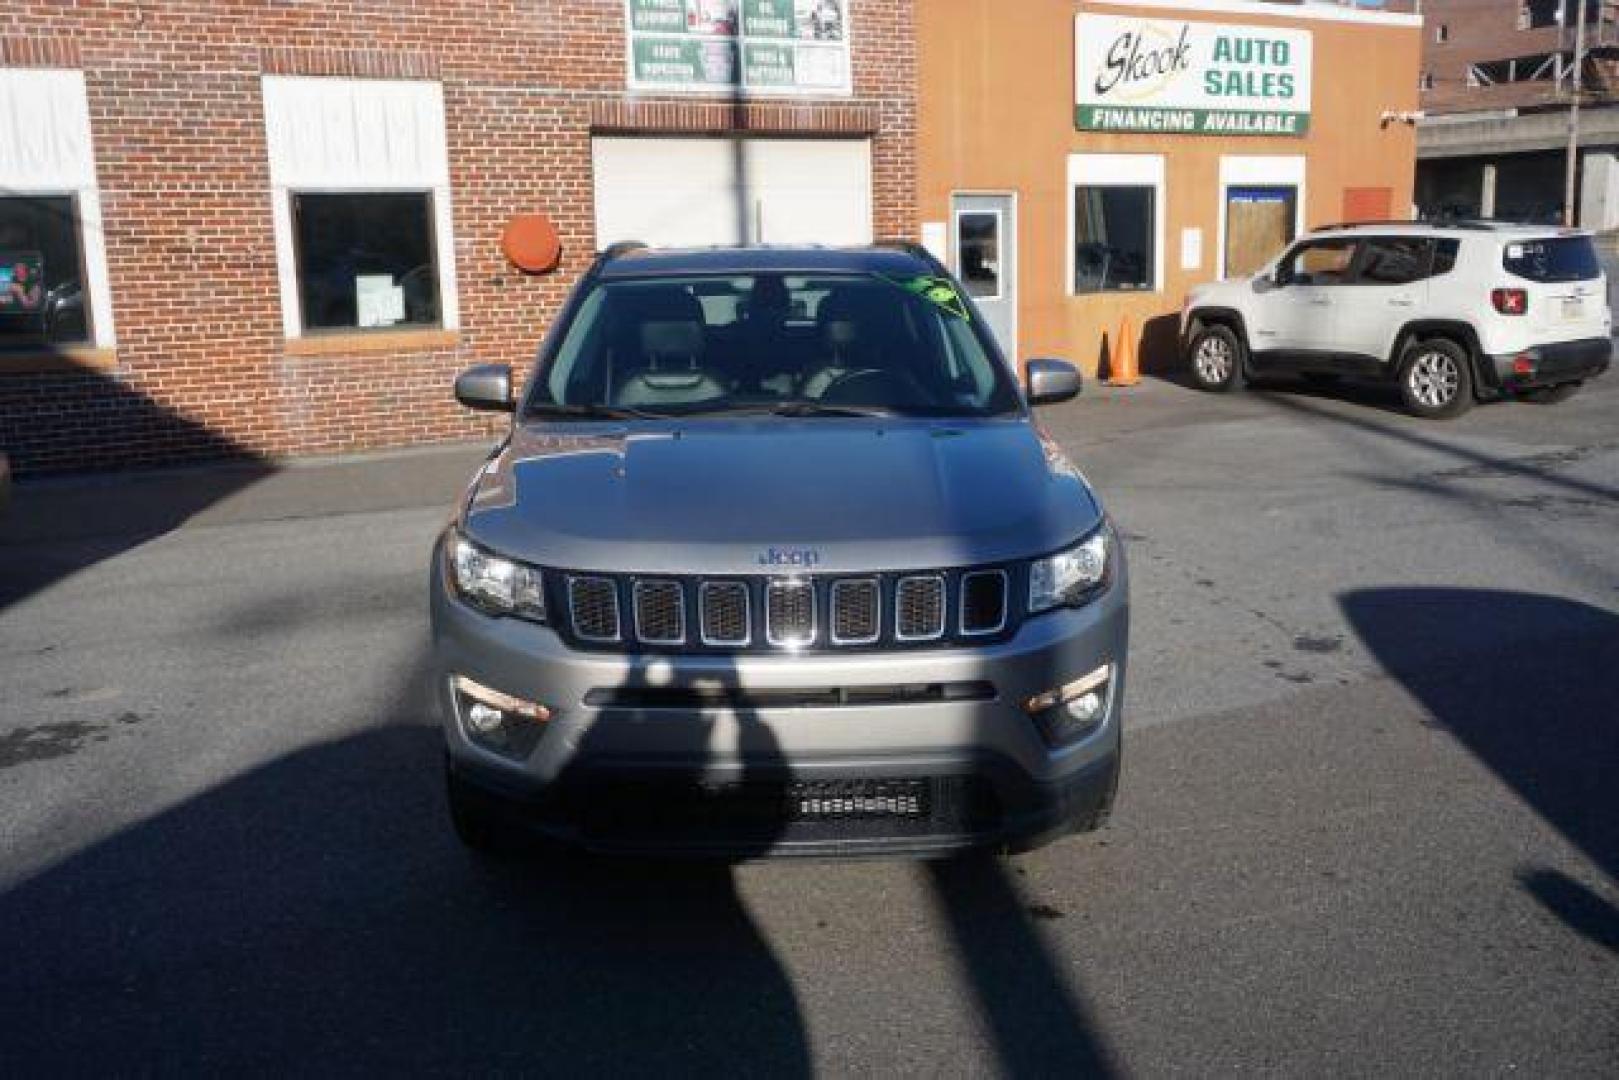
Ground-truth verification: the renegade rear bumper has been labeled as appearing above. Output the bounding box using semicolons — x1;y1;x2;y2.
1486;336;1611;391
430;552;1128;859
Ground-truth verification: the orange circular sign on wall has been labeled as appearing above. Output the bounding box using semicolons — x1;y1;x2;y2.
501;213;562;274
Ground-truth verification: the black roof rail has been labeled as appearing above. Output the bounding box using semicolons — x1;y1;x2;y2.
1315;219;1414;230
599;240;649;260
1316;218;1498;232
1425;217;1504;230
874;238;947;271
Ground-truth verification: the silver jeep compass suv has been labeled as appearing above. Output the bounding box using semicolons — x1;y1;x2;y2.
431;244;1127;858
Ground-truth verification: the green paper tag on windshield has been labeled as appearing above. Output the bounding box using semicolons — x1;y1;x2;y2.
877;273;971;320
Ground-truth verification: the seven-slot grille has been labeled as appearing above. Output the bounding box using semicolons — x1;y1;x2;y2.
960;570;1009;636
700;581;750;645
633;580;685;644
895;575;947;641
830;579;880;644
563;571;1010;651
766;579;816;647
568;576;620;642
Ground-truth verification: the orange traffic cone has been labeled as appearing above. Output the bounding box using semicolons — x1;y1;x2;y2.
1106;315;1140;387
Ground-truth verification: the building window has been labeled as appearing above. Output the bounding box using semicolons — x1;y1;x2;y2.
955;210;1002;299
1420;71;1435;91
262;76;458;340
1435;24;1449;43
292;192;440;332
1073;186;1156;293
0;69;115;352
0;196;92;346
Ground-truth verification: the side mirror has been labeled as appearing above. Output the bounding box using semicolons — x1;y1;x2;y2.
454;364;513;413
1025;358;1082;407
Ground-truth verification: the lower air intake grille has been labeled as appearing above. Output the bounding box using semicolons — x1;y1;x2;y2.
569;576;620;642
790;779;929;819
633;579;684;644
766;579;815;647
895;575;946;641
574;776;1003;846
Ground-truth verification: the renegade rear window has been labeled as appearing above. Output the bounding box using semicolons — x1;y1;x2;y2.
1503;237;1602;283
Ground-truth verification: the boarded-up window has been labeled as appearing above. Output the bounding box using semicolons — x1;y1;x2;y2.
1225;186;1296;278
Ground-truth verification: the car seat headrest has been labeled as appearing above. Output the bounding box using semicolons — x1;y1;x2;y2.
640;319;704;361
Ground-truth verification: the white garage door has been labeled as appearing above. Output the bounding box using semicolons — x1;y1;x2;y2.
592;136;873;249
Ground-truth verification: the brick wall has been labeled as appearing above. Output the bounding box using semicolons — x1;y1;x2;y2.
0;1;917;475
1406;0;1615;114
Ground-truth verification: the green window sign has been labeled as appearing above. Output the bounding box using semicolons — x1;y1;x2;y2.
626;0;851;96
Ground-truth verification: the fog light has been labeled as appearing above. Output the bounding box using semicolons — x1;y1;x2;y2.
1512;354;1536;377
1065;691;1104;724
453;675;550;758
466;702;505;734
1027;664;1114;748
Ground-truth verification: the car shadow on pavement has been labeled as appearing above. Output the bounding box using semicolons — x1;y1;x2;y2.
926;857;1118;1075
1140;349;1410;417
0;641;1119;1073
1341;588;1619;955
0;647;812;1073
1245;374;1411;416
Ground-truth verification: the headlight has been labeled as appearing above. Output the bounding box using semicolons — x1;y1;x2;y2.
448;530;546;623
1028;528;1112;615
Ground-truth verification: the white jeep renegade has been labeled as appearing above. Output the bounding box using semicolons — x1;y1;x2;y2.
1181;222;1613;418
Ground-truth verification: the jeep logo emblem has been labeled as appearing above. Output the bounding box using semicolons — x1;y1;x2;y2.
757;547;821;569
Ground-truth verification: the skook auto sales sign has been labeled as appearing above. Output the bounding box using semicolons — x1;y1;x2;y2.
1075;13;1312;136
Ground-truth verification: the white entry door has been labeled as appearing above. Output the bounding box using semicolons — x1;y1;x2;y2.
592;136;873;249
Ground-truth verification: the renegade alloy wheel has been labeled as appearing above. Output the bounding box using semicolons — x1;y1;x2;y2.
1398;338;1474;420
1186;324;1244;393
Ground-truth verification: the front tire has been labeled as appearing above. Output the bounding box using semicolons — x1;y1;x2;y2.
1398;338;1474;419
1185;324;1245;393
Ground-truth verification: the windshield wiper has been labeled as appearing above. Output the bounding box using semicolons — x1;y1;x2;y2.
525;403;666;421
768;400;898;418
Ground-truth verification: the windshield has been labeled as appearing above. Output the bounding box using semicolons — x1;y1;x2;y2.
526;272;1021;419
1502;237;1602;284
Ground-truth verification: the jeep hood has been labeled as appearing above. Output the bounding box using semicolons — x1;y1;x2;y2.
461;418;1102;575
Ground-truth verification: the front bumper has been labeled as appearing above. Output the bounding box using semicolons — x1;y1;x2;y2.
1486;336;1611;391
430;549;1128;858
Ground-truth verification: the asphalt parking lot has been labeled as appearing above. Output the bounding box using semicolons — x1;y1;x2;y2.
2;370;1616;1074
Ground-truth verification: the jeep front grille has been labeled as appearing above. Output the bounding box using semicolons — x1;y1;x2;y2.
568;576;621;642
766;579;816;648
830;578;880;644
552;567;1016;652
960;569;1009;636
633;579;685;645
895;575;946;641
700;581;750;646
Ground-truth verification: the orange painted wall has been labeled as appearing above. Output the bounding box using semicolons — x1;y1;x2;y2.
917;0;1422;374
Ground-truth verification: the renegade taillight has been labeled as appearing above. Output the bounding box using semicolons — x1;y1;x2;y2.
1492;288;1529;315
